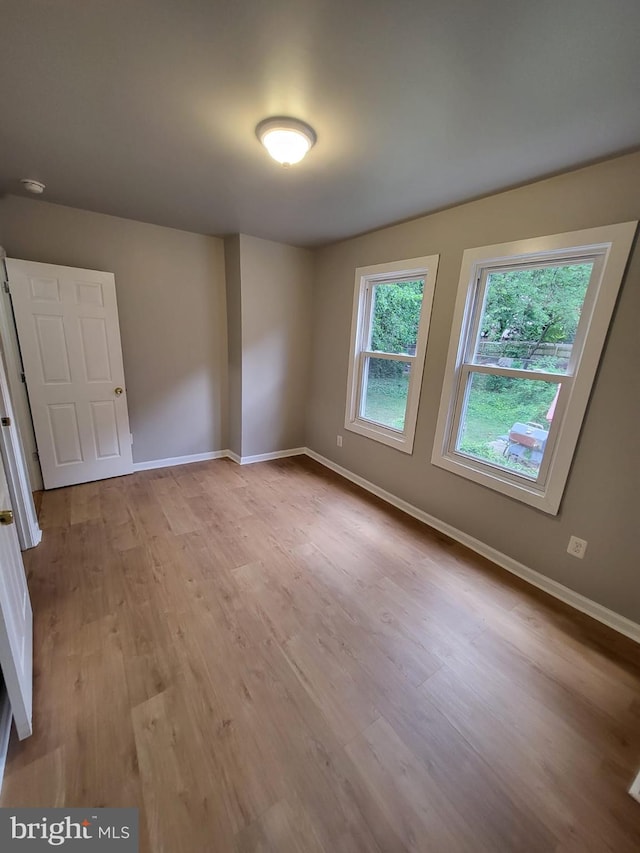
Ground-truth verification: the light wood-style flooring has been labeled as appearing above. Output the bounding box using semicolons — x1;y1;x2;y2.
2;457;639;852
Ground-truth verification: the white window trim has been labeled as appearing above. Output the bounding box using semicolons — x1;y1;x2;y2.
345;255;438;453
432;222;637;514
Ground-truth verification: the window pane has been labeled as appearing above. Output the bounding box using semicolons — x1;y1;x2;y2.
472;262;593;373
361;357;410;431
369;279;424;355
456;373;560;479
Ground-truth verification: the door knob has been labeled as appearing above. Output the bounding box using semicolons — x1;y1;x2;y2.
114;387;123;396
0;510;14;525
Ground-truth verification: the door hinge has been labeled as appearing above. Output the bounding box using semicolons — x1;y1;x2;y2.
32;450;39;460
20;372;26;383
1;417;11;427
2;281;9;294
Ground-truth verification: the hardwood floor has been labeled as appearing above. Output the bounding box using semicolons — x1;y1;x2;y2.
2;457;639;851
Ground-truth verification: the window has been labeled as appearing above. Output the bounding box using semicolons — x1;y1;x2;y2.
345;255;438;452
432;222;636;514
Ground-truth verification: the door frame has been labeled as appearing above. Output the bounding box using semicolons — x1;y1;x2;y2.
0;250;42;549
5;257;133;490
0;444;33;743
0;686;12;792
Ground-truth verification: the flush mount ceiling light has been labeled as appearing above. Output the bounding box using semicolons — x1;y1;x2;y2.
255;117;317;166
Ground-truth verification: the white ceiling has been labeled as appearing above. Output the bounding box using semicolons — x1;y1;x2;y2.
1;0;639;247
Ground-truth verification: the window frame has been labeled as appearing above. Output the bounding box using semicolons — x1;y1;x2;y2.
432;222;637;514
345;255;439;453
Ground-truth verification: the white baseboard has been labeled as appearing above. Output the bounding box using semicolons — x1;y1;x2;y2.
237;448;306;465
304;448;640;644
132;446;306;472
132;450;227;472
0;689;12;794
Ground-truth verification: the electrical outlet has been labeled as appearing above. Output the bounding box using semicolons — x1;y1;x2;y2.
336;434;343;448
567;535;587;559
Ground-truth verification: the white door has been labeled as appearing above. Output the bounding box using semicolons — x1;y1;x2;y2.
0;455;32;739
6;260;133;489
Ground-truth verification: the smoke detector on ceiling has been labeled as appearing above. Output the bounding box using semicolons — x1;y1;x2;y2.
20;178;45;194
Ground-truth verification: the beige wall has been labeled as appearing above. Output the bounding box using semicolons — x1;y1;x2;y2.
224;235;243;457
238;234;312;457
0;195;228;464
307;152;640;623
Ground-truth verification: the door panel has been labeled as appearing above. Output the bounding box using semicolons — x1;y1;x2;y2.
76;280;104;306
79;317;112;382
0;454;32;740
48;403;84;465
6;260;133;489
90;401;120;458
30;276;60;302
35;314;72;384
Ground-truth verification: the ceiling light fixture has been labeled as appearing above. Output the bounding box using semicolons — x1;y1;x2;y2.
20;178;46;194
255;117;316;166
